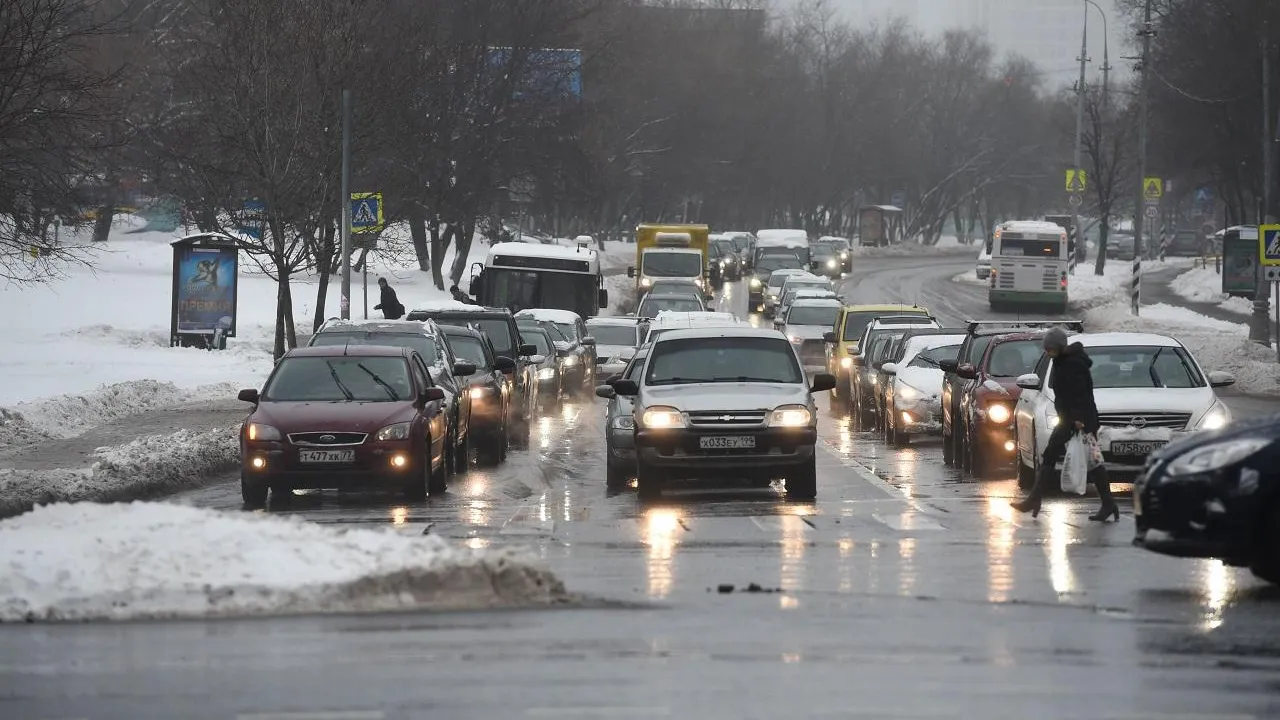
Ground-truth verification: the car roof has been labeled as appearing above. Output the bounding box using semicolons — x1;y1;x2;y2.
315;319;440;335
515;308;582;323
789;297;844;308
770;269;812;277
587;316;644;327
902;333;966;351
411;300;504;314
655;327;787;342
285;344;412;358
844;304;928;313
647;311;740;326
1073;332;1183;348
488;241;598;262
438;324;485;338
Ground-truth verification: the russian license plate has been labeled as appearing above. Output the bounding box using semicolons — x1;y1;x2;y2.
1111;440;1166;456
699;436;756;450
299;449;354;463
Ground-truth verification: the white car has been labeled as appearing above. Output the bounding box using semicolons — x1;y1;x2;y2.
1013;332;1236;483
777;286;838;320
587;317;646;377
880;334;966;445
976;245;992;279
762;269;815;317
777;297;843;370
642;311;747;346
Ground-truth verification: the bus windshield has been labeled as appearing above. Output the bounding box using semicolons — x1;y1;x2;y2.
485;268;598;316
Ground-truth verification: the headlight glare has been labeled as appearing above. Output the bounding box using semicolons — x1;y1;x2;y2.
750;278;762;288
769;405;813;427
375;422;412;441
1048;414;1059;428
826;259;836;268
840;356;853;368
469;386;493;400
986;403;1012;424
641;406;684;429
246;422;281;441
611;416;636;430
1197;402;1230;430
1165;438;1271;476
897;384;919;401
560;355;578;366
537;367;556;380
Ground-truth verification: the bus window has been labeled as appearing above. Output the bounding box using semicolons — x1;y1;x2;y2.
997;238;1061;257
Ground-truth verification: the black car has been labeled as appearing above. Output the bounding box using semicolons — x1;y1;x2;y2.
747;253;804;311
517;321;563;403
308;319;476;476
710;239;741;283
1133;414;1280;585
438;325;512;466
406;305;536;446
515;310;598;395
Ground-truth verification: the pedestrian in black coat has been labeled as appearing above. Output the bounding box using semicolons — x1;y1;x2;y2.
373;277;404;320
1011;326;1118;521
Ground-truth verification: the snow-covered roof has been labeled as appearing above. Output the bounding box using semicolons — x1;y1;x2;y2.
410;300;493;313
587;316;645;327
770;269;813;279
1001;220;1067;235
648;311;741;328
902;333;966;354
1073;332;1182;348
756;229;808;246
316;318;439;334
515;308;583;323
787;288;838;299
656;326;787;342
789;297;844;308
488;241;598;261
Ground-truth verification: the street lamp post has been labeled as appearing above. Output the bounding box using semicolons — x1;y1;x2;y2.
1085;0;1111;110
1071;1;1090;268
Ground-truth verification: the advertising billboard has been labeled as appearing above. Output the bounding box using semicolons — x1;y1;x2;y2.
170;235;239;346
1222;227;1258;298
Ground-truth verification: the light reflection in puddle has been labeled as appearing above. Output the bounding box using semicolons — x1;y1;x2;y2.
1198;560;1235;632
1045;503;1077;597
643;507;681;599
985;497;1015;603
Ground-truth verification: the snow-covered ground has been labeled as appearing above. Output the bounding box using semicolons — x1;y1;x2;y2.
953;259;1194;311
1170;266;1256;316
0;502;569;621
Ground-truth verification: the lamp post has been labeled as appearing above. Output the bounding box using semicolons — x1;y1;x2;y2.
1071;1;1090;267
1085;0;1111;110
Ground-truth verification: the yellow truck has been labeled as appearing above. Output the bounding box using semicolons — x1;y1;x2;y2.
627;224;710;299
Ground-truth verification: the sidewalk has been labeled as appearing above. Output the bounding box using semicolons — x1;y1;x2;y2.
1142;266;1254;326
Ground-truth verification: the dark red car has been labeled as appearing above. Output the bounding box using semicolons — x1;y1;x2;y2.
237;345;453;506
954;330;1049;478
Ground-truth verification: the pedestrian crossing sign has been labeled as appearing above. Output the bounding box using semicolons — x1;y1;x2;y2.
1143;177;1163;200
1065;168;1087;193
1260;224;1280;266
350;192;384;234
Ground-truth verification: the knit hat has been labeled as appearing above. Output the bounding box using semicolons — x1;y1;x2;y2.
1043;326;1069;352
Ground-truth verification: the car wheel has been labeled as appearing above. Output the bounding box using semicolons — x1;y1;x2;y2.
1249;504;1280;585
787;457;818;500
405;445;430;501
635;458;664;500
958;423;971;472
966;421;988;478
453;427;471;473
240;472;268;508
1017;452;1036;490
942;418;955;466
427;438;448;496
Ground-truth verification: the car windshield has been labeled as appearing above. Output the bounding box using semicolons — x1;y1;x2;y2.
985;339;1042;377
431;316;514;357
264;356;412;402
756;255;802;273
768;273;800;289
867;331;911;362
1080;345;1205;389
446;335;490;370
709;245;722;259
786;305;839;326
907;343;961;369
591;325;639;346
639;296;703;316
811;245;836;258
842;311;927;341
521;331;553;356
713;241;735;255
553;322;579;340
646;336;803;385
730;237;749;251
309;331;440;365
642;253;701;277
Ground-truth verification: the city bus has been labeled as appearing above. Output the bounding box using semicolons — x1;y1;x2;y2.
471;242;608;317
988;220;1069;313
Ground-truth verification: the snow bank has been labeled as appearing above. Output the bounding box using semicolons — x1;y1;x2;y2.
1085;302;1280;396
0;502;568;621
1171;267;1255;316
849;241;975;259
0;379;239;447
0;426;239;519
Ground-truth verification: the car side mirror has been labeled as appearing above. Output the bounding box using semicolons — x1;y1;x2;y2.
626;266;635;278
237;388;259;404
1207;371;1236;388
594;385;616;399
494;356;516;373
823;331;837;344
528;354;545;365
421;387;446;402
881;362;899;375
598;289;609;307
581;336;596;346
452;361;476;376
1014;373;1041;390
519;343;538;356
810;372;836;393
938;359;958;373
612;379;639;396
956;363;977;380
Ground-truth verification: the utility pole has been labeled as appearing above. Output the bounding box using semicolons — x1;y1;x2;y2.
1250;32;1273;345
1071;1;1089;270
340;89;352;320
1130;0;1153;316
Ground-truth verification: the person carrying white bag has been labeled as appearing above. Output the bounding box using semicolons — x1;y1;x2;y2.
1011;327;1118;522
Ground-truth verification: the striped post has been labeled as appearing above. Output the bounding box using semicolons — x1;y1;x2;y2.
1131;252;1141;315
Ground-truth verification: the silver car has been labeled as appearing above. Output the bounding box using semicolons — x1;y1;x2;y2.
595;347;649;490
776;297;843;371
587;317;646;377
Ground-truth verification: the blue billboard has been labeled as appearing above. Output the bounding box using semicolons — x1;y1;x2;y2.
170;236;239;344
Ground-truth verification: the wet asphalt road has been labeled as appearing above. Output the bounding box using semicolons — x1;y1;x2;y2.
3;256;1280;719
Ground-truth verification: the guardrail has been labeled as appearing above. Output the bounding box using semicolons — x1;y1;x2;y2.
1193;253;1222;273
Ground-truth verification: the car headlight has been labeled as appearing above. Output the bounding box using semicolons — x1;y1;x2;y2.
640;277;652;287
245;422;281;441
750;278;762;288
769;404;813;427
840;252;848;260
469;386;493;400
1047;414;1059;428
560;355;578;366
537;367;557;380
641;406;685;428
693;277;704;287
767;293;777;301
789;335;803;344
986;403;1012;424
897;383;920;401
719;260;727;268
826;259;836;268
1165;438;1271;476
1197;401;1230;430
840;356;852;368
375;422;412;441
611;416;635;430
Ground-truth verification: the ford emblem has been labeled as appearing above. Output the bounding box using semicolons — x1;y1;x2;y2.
319;434;337;442
1129;417;1147;429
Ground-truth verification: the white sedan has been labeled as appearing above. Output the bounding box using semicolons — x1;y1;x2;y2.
1013;332;1235;484
881;334;966;445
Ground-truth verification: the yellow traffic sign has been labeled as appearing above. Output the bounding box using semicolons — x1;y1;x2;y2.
1261;224;1280;267
1065;168;1087;193
1143;177;1163;200
350;192;384;234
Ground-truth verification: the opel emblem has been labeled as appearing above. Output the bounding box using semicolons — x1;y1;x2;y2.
319;434;337;442
1129;417;1147;429
721;415;733;422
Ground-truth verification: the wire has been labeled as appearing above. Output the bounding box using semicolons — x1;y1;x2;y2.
1151;67;1248;104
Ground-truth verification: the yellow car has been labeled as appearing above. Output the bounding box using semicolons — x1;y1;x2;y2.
825;304;931;410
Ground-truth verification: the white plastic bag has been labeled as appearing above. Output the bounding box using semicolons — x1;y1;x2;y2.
1083;432;1104;470
1060;433;1089;495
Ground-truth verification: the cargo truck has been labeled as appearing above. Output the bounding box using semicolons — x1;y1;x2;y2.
627;223;710;300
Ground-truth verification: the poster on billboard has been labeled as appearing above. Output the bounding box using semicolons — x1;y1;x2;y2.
1222;227;1258;298
170;234;239;347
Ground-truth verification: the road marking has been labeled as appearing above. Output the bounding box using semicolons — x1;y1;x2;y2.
871;512;946;531
236;712;385;720
750;515;811;533
526;708;671;717
819;439;913;501
499;503;555;536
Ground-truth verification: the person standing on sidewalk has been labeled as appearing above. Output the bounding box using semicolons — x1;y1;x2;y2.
1011;327;1118;522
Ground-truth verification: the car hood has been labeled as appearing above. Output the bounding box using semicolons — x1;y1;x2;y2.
642;383;809;411
975;377;1022;401
252;401;417;432
1085;387;1218;415
895;367;945;396
598;344;636;360
783;325;828;341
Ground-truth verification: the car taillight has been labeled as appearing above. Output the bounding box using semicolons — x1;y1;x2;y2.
1060;273;1068;289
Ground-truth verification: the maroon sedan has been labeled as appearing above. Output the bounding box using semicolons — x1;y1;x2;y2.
237;345;449;506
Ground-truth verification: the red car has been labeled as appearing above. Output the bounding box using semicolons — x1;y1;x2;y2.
955;331;1049;478
237;345;454;506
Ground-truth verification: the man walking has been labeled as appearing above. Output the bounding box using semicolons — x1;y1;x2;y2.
373;277;405;320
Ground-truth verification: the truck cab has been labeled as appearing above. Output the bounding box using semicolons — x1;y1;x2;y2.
628;224;710;300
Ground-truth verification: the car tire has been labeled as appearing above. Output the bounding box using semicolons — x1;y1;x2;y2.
942;421;955;466
453;426;470;473
967;422;990;478
478;430;504;467
635;458;664;500
405;446;430;501
1249;504;1280;585
787;457;818;500
606;461;629;490
427;440;448;496
240;472;268;508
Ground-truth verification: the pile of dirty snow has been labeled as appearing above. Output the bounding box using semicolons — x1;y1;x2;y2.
1085;302;1280;396
0;379;239;447
0;426;239;518
1170;267;1255;316
0;502;568;621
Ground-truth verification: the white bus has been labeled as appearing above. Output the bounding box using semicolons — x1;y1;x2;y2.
754;229;810;267
988;220;1070;313
471;242;608;317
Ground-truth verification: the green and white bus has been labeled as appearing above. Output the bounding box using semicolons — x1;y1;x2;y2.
987;220;1070;312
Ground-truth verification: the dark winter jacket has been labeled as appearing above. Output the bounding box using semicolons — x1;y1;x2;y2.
1049;342;1100;434
375;285;404;320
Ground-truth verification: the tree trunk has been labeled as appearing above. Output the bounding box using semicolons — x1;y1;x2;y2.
273;263;287;361
312;222;336;332
430;219;448;290
1093;210;1110;276
92;204;115;243
409;205;431;271
283;277;297;349
451;217;476;284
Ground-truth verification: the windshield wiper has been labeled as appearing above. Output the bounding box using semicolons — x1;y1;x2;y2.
357;363;400;400
713;376;784;383
1148;347;1165;388
326;361;355;401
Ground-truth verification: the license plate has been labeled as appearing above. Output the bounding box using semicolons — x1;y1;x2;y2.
699;436;756;450
299;449;354;463
1111;441;1166;456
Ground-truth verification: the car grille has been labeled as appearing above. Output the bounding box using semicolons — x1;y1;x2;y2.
686;411;767;427
1097;412;1191;430
287;431;368;446
799;340;825;363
